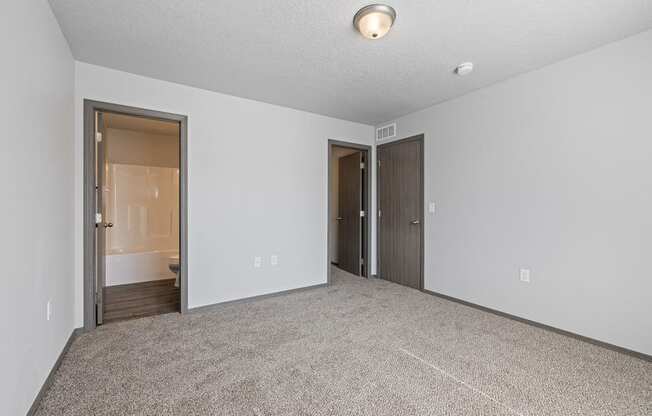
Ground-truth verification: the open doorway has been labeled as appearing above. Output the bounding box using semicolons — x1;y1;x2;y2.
328;140;371;279
84;101;188;329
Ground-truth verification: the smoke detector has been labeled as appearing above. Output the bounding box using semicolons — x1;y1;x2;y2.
455;62;474;76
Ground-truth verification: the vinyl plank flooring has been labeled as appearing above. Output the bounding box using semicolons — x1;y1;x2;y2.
103;279;179;323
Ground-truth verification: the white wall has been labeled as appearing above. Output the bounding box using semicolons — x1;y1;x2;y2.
383;29;652;355
74;62;374;324
0;1;75;414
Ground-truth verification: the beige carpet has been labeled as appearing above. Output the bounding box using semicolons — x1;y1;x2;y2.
36;268;651;415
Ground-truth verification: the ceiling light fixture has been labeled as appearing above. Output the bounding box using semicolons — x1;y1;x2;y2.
353;4;397;40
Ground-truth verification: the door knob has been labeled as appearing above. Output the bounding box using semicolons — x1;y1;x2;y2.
103;222;113;228
410;220;420;225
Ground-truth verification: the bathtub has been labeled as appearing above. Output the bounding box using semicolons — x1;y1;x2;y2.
106;249;178;287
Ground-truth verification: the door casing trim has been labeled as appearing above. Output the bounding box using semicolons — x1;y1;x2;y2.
83;99;189;330
376;134;425;290
327;140;372;283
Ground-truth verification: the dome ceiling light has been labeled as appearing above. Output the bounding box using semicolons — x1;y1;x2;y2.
353;4;397;40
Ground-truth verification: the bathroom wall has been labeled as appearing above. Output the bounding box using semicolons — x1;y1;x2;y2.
1;1;75;414
106;127;179;168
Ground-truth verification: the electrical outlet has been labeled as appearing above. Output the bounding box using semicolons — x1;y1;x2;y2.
254;256;262;268
46;300;52;321
270;255;278;266
520;269;531;283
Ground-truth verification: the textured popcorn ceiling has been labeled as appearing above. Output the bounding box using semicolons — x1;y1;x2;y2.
49;0;652;124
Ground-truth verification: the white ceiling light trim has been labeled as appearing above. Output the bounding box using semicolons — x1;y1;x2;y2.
353;4;397;40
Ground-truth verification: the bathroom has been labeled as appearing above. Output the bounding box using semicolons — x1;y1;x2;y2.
99;112;181;323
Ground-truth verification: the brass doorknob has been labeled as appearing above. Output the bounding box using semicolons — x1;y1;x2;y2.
410;220;420;225
103;222;113;228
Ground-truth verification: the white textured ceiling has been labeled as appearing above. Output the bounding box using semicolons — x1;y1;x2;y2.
50;1;652;124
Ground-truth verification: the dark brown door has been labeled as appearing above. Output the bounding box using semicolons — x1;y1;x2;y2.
378;136;423;289
337;152;362;275
95;111;107;324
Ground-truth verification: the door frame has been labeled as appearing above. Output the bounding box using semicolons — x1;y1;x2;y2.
83;99;189;330
327;140;372;283
376;134;425;290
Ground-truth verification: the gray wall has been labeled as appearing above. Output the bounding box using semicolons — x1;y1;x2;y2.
383;29;652;355
0;0;75;414
74;62;374;323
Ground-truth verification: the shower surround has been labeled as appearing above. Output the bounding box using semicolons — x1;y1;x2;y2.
104;163;179;286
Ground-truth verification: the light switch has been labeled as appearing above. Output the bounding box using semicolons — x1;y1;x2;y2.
254;256;262;268
428;202;436;214
270;255;278;266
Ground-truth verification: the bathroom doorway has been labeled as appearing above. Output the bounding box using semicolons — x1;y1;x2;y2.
328;140;371;280
83;101;188;329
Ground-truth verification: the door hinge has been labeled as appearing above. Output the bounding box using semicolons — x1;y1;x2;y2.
377;160;381;167
95;132;103;142
360;162;365;170
360;210;365;217
95;213;102;224
360;258;364;265
378;210;382;218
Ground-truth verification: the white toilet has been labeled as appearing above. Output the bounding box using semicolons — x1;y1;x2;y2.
168;254;180;287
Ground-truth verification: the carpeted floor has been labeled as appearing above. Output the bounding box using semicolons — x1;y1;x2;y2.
36;268;651;415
